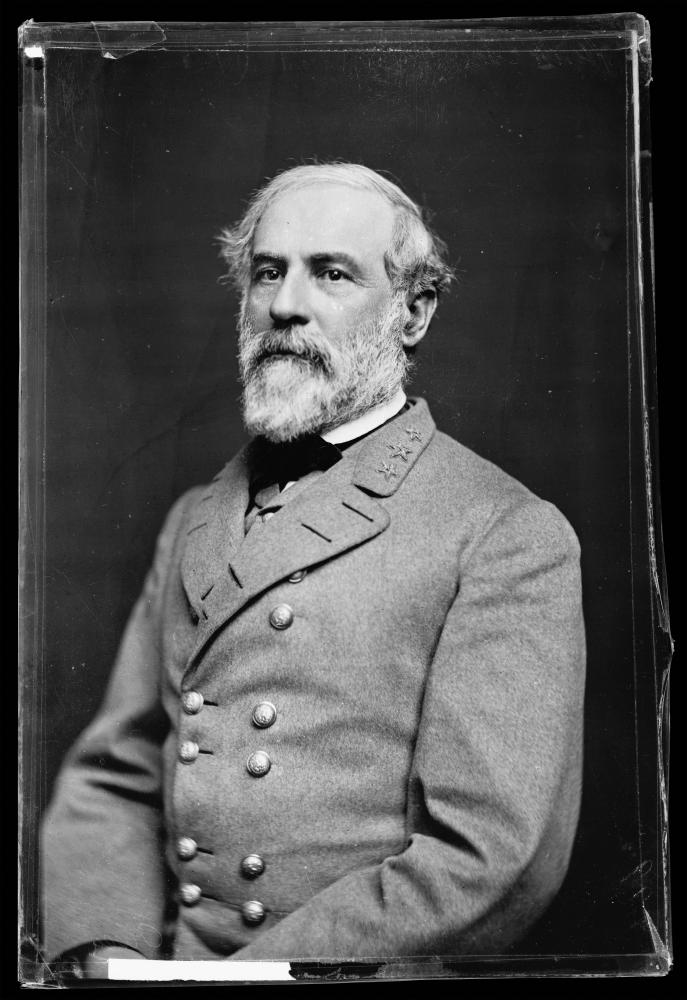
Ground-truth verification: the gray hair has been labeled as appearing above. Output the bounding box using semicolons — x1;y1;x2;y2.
218;162;454;300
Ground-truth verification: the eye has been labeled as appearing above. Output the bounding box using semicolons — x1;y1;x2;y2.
320;268;349;283
254;268;281;283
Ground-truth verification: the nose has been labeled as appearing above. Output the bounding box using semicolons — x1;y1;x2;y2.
268;270;310;326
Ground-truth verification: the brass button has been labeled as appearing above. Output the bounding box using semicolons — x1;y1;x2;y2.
246;750;271;777
179;883;202;906
177;837;197;861
288;569;307;583
242;900;265;925
251;702;277;729
269;604;293;630
179;740;199;763
181;690;204;715
241;854;265;879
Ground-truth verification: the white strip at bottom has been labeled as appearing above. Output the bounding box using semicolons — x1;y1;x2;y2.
107;959;295;981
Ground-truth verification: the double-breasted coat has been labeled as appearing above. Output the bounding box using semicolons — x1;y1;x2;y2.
41;398;586;962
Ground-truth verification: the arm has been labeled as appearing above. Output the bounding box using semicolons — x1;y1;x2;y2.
58;943;145;980
40;493;195;963
232;498;586;960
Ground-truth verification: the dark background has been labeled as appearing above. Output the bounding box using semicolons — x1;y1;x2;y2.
24;23;670;965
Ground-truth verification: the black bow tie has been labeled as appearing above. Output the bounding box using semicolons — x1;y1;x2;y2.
250;435;343;492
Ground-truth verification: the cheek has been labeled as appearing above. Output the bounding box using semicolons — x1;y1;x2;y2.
243;291;271;323
324;292;388;332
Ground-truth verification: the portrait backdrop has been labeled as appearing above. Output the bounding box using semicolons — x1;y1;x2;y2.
23;21;663;967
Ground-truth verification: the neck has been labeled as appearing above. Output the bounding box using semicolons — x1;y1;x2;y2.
320;388;407;445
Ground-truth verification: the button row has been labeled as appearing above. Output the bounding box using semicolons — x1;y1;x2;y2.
179;743;275;775
179;887;265;925
176;667;278;912
176;838;265;882
181;693;278;727
179;887;266;925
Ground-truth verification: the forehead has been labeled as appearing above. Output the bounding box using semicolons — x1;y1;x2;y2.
253;183;396;264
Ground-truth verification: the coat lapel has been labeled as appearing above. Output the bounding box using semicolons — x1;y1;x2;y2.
180;398;435;678
180;447;251;622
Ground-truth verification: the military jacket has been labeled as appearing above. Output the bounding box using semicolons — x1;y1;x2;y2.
41;398;586;962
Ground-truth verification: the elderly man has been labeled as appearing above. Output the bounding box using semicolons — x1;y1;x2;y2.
41;163;586;973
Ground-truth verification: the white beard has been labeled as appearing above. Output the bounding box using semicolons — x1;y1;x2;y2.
237;298;410;442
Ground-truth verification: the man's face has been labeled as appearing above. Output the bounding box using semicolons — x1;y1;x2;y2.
238;183;409;442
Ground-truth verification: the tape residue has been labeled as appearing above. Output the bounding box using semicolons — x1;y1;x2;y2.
91;21;166;60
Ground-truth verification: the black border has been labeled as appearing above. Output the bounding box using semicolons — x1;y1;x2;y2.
13;6;685;992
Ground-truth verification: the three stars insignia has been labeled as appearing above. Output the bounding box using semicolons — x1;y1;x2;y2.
377;425;422;481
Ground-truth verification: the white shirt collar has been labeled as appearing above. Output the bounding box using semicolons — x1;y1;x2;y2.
321;388;407;446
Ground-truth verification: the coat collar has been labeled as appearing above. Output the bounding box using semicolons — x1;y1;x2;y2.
350;396;434;497
179;398;435;680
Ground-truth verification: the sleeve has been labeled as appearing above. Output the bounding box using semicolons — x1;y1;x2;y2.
231;498;586;961
40;492;195;963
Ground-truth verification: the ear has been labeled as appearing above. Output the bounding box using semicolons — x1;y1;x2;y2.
401;290;437;349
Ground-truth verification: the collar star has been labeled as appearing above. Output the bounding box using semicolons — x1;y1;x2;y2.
404;426;422;442
378;461;399;481
387;442;412;462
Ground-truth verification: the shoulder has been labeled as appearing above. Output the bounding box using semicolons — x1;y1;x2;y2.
424;428;526;499
144;485;207;577
153;443;252;555
159;484;208;538
159;448;249;536
419;426;580;558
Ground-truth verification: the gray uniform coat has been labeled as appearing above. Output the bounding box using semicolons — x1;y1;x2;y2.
41;398;586;962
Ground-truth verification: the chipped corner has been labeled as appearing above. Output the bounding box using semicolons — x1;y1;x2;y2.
18;19;44;60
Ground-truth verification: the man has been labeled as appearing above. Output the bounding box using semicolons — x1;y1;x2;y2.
41;163;586;973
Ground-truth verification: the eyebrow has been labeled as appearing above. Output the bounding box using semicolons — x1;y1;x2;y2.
251;252;287;270
309;252;363;274
251;251;365;275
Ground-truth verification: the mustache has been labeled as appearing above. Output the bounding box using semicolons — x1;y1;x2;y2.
242;328;335;377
